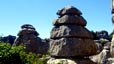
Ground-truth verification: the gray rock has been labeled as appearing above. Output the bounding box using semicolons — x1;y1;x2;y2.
14;24;46;54
95;42;103;53
47;58;96;64
18;29;39;36
57;6;82;17
53;15;87;26
90;46;110;64
49;6;98;61
21;24;36;30
50;38;98;56
107;58;114;64
49;6;98;58
14;34;42;54
51;25;93;39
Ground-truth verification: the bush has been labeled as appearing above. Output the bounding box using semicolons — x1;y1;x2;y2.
0;43;47;64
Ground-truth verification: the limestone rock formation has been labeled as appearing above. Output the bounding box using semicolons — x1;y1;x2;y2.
49;6;98;57
48;6;98;64
14;24;44;54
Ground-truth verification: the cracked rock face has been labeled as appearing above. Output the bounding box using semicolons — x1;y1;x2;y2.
49;6;98;57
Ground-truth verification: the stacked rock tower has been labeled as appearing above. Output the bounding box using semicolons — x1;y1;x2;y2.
14;24;42;54
48;6;98;64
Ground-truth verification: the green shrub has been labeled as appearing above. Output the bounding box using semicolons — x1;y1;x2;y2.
0;43;25;64
0;43;47;64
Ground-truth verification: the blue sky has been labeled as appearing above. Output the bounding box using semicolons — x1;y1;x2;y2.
0;0;112;39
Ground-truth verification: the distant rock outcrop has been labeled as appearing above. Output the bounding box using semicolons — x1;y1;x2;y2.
13;24;48;54
1;35;16;45
47;6;98;64
96;30;110;41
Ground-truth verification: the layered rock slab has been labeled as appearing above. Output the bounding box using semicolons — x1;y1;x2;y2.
53;15;87;26
50;38;98;56
57;6;82;17
51;25;93;39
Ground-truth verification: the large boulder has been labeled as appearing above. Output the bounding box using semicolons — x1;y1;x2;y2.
50;38;98;56
47;58;96;64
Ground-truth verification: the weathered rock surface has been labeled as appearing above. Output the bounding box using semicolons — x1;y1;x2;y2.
14;24;45;54
18;29;39;36
53;15;87;26
90;46;110;64
50;38;98;56
14;36;42;53
51;25;93;39
57;6;82;17
48;6;98;64
47;58;96;64
49;6;98;56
